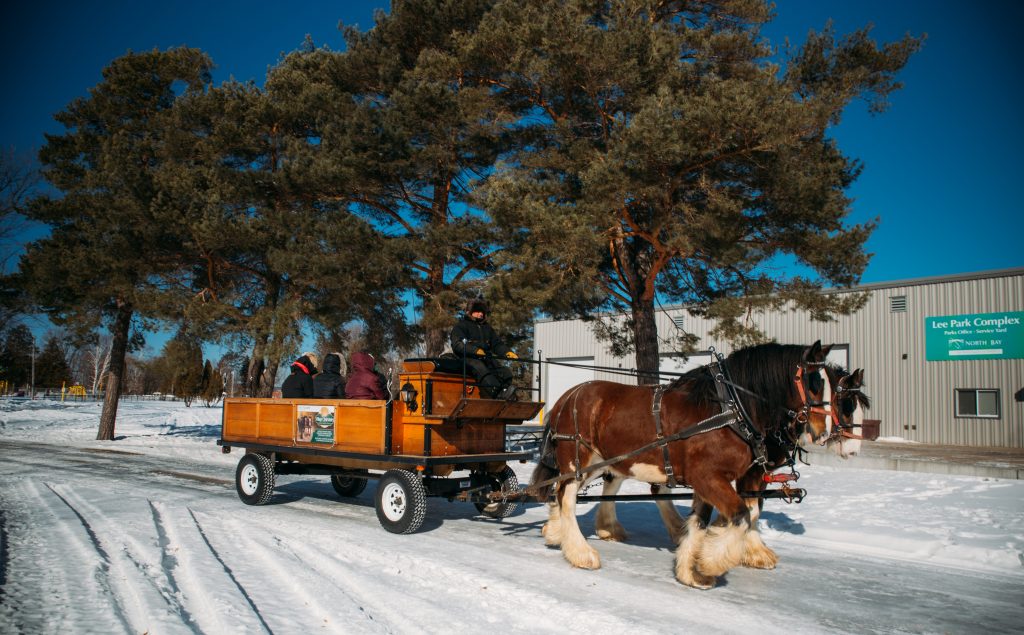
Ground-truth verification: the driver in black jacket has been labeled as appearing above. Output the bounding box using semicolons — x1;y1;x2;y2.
450;299;518;399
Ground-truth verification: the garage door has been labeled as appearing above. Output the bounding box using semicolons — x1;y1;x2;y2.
544;357;595;408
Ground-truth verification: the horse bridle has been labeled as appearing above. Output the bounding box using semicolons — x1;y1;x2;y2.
826;381;867;441
790;361;833;443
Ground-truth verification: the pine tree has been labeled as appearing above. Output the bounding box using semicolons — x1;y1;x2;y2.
161;330;205;406
20;48;213;437
35;335;72;391
158;68;417;394
0;324;34;391
272;0;532;354
474;0;922;380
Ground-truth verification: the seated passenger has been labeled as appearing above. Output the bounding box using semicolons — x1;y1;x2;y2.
313;352;346;398
281;352;318;398
345;352;386;400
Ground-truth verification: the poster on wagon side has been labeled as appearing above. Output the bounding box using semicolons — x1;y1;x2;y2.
925;311;1024;361
296;405;336;444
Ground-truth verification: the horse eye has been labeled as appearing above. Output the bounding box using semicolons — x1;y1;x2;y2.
842;401;854;416
809;374;822;393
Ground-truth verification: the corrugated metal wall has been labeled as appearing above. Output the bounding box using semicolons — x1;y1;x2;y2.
534;269;1024;448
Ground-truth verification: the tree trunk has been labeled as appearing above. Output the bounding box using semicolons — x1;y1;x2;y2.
263;351;281;398
423;296;448;357
423;173;452;357
245;336;267;397
96;302;132;440
631;297;660;385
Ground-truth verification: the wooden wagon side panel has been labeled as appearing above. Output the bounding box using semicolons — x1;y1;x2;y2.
429;421;506;456
333;401;387;454
223;399;294;443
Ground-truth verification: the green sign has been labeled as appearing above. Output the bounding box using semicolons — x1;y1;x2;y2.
925;311;1024;361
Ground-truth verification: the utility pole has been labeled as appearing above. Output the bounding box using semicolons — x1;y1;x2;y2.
30;335;36;400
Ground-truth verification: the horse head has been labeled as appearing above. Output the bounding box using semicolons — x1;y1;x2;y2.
793;340;834;446
826;367;869;458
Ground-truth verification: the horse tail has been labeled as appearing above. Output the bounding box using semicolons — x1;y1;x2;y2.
529;460;559;503
530;382;590;502
530;417;559;502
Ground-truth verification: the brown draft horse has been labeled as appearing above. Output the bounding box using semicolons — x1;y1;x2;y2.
530;341;834;589
702;365;870;570
592;364;871;581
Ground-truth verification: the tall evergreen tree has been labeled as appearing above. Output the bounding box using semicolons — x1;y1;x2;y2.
161;330;205;406
273;0;532;354
0;324;34;391
20;48;213;437
35;334;72;391
475;0;922;380
158;67;416;395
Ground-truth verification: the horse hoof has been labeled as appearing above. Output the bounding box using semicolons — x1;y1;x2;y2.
565;547;601;570
678;571;716;589
741;551;778;569
596;527;628;542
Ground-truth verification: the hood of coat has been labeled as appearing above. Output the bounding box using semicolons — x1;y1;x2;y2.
292;355;317;375
350;351;375;373
322;352;343;375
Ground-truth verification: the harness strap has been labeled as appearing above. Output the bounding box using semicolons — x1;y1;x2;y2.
651;386;678;488
524;410;739;495
711;350;768;467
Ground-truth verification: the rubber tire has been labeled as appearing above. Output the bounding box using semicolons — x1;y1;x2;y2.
330;472;368;498
474;465;520;519
375;469;427;534
236;453;276;506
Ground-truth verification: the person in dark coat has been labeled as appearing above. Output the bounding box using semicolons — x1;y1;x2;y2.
313;352;346;398
281;352;318;398
450;299;518;399
345;351;387;400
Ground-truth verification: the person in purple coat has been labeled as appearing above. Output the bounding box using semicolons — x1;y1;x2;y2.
345;352;387;400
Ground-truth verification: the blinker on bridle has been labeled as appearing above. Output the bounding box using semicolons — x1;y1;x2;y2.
790;362;832;433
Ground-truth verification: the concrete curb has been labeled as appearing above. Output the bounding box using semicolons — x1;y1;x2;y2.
803;449;1024;480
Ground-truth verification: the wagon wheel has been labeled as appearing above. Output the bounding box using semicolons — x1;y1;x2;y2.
331;471;368;498
375;469;427;534
474;465;520;519
235;453;276;506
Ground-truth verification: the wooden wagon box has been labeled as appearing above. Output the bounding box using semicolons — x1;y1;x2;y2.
220;359;543;471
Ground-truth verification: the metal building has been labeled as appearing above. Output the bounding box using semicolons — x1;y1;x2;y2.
533;268;1024;448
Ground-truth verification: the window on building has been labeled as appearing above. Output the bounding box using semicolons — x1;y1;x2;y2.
890;295;907;313
955;389;1000;418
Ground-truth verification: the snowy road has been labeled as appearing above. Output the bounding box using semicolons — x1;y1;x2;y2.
1;400;1023;634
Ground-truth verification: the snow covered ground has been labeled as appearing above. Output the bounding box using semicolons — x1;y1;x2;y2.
1;398;1022;634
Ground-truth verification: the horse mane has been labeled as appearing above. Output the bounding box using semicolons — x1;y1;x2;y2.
667;343;807;433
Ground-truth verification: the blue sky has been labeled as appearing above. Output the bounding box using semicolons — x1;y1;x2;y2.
2;1;1021;297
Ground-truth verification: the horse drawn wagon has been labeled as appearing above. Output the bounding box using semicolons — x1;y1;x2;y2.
219;344;872;588
218;358;543;534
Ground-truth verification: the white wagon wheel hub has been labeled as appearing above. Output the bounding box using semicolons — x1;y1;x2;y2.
239;464;260;496
380;482;408;521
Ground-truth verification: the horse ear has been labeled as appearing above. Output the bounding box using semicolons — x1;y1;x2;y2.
820;343;833;361
804;340;823;362
852;368;865;385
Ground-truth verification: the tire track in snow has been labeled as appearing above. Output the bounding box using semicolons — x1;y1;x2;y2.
0;480;130;634
46;482;204;633
247;507;651;635
43;483;145;633
200;514;390;633
186;508;275;634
